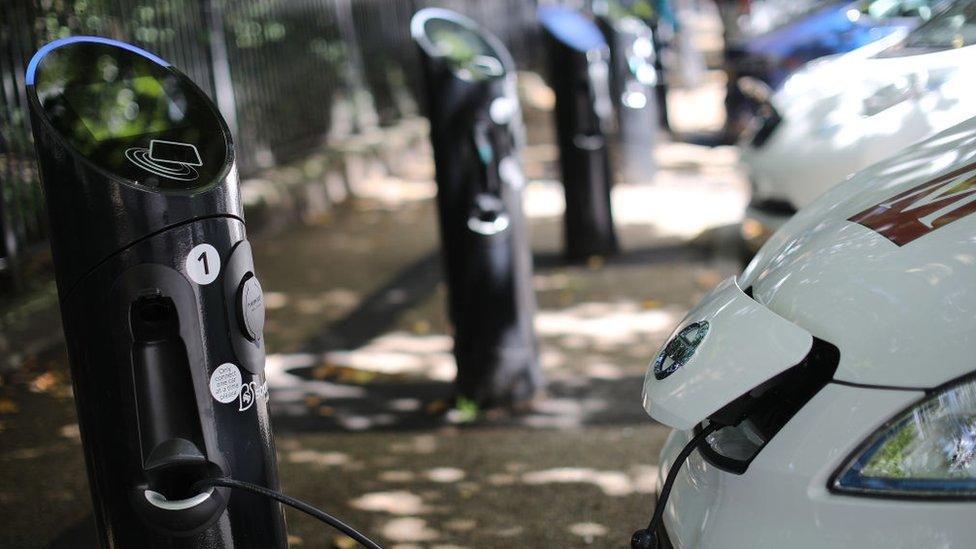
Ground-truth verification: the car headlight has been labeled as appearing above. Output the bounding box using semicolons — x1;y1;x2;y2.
832;376;976;498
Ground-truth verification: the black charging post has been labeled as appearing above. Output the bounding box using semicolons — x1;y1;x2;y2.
411;9;542;407
539;6;619;261
27;37;286;546
596;9;659;183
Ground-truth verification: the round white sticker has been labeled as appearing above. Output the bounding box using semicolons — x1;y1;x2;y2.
186;243;220;285
209;363;243;404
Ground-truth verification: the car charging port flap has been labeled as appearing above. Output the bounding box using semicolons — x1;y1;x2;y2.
642;276;813;430
698;337;841;474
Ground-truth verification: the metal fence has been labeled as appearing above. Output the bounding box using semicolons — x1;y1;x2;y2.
0;0;545;287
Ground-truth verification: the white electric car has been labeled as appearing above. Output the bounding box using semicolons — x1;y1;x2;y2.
637;114;976;548
739;0;976;252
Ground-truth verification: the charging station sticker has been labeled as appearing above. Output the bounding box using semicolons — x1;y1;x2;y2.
238;380;269;412
186;243;220;285
239;383;255;411
209;363;243;404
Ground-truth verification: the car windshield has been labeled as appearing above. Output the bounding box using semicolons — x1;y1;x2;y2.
903;0;976;48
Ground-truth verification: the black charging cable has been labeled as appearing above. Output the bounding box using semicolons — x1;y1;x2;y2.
631;422;721;549
192;477;383;549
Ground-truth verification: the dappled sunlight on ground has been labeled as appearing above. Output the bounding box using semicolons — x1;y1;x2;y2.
285;448;351;467
353;175;437;209
352;491;431;515
667;71;727;134
611;177;746;236
521;465;656;497
269;427;670;547
328;460;659;546
524;142;748;239
382;517;441;543
535;301;684;349
569;522;610;544
265;297;682;395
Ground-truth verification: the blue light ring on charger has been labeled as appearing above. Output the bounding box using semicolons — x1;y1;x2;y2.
26;35;170;86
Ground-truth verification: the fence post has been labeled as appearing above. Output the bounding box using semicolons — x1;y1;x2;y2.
201;0;240;140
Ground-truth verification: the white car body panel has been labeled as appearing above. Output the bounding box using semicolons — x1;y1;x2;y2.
641;277;811;430
742;36;976;218
645;117;976;547
656;385;976;549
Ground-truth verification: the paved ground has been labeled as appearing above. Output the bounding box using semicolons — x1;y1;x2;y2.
0;74;745;548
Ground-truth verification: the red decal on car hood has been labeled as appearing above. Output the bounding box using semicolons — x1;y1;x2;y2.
850;161;976;245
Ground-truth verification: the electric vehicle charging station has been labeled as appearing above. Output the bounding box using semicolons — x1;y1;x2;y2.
26;37;287;546
595;12;659;183
411;9;542;407
539;6;619;261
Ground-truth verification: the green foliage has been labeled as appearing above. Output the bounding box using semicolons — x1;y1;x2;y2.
453;397;480;423
861;422;917;478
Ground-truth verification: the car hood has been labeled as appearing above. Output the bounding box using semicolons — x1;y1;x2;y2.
740;116;976;389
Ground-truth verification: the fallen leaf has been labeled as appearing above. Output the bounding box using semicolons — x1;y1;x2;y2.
425;399;448;415
0;398;18;414
29;371;61;393
641;298;662;310
317;406;335;417
411;320;431;335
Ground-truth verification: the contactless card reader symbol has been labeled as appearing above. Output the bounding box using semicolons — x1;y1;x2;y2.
125;139;202;181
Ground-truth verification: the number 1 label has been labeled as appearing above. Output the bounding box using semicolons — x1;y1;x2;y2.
186;243;220;285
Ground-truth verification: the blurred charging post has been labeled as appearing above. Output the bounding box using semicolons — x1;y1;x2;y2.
539;6;619;261
596;7;659;183
411;9;542;407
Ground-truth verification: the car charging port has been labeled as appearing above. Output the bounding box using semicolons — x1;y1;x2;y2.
633;337;840;548
698;337;840;474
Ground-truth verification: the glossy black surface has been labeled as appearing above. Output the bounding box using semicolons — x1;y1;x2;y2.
32;42;227;190
29;40;285;548
65;218;286;547
541;12;618;259
28;44;238;294
422;17;503;81
596;14;658;182
413;10;541;406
